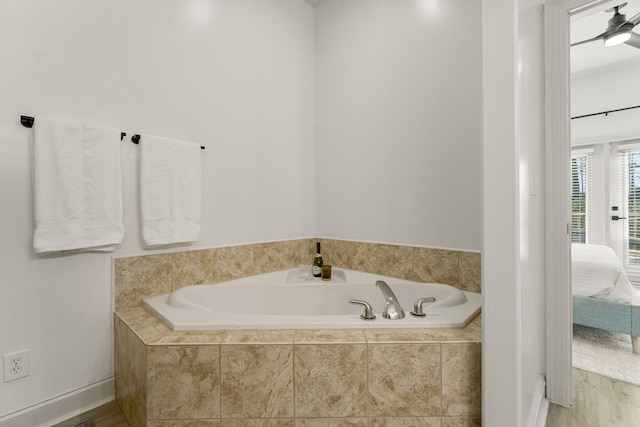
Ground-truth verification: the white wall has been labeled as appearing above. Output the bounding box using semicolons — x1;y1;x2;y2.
482;0;522;423
572;61;640;145
518;0;547;424
0;0;315;418
315;0;482;252
0;0;489;422
482;0;547;424
571;59;640;268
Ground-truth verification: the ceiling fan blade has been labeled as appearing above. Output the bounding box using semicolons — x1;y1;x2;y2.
571;32;606;47
625;31;640;48
628;11;640;26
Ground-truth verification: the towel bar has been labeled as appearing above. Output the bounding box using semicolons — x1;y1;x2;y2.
130;134;205;150
20;115;204;149
21;115;127;140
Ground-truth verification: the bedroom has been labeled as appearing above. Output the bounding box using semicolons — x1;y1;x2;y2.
570;0;640;380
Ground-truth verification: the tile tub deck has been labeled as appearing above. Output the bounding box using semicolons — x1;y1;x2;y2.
115;307;482;427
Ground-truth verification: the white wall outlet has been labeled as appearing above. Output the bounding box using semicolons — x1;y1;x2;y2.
3;350;29;382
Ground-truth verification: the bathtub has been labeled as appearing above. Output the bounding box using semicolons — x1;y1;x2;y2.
142;267;481;330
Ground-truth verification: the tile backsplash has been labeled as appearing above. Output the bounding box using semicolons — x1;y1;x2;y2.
114;238;481;310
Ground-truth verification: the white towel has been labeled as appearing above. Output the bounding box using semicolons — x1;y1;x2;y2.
140;134;201;246
33;116;124;253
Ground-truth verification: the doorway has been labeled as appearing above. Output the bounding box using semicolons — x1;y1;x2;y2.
545;0;640;406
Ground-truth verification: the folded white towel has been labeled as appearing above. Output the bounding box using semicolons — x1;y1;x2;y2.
140;134;201;246
32;116;124;253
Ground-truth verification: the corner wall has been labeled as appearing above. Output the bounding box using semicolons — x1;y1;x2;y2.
0;0;315;419
314;0;483;252
0;0;486;422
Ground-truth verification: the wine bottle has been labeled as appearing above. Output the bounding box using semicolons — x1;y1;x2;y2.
312;242;323;277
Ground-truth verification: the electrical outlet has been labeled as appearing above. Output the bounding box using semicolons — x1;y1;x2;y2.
3;350;29;382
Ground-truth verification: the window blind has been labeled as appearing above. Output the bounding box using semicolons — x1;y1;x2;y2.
571;151;592;244
619;149;640;266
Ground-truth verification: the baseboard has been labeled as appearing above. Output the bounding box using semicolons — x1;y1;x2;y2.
527;374;550;427
0;378;114;427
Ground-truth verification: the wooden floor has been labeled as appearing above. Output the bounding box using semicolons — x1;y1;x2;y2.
51;400;128;427
546;368;640;427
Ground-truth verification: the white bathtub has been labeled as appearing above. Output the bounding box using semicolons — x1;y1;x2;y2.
142;268;481;330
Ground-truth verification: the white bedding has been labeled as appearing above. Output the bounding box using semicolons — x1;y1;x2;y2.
572;244;640;305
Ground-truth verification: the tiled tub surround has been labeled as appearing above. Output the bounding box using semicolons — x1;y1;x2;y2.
114;238;481;311
115;307;481;426
114;238;482;426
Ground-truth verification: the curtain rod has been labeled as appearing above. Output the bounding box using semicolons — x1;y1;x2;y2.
20;115;205;150
571;105;640;120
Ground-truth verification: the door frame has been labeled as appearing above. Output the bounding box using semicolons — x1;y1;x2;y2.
544;0;614;406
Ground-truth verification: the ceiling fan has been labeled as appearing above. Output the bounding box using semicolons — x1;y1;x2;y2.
572;2;640;48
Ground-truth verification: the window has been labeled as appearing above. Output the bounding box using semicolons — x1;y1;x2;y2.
571;152;592;243
620;149;640;266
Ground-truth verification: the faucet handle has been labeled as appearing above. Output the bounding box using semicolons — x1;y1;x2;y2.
349;299;376;320
410;297;436;318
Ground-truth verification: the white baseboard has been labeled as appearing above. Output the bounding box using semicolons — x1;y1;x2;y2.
0;378;114;427
528;374;550;427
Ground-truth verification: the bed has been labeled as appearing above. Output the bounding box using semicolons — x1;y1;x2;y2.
572;243;640;354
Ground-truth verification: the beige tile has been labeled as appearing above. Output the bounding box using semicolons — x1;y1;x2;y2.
462;314;482;341
294;344;367;418
363;328;480;344
114;315;129;392
128;328;148;418
114;316;132;423
368;344;442;417
147;345;220;420
280;239;311;269
220;344;294;418
440;417;481;427
458;252;481;293
363;316;481;345
118;307;166;344
222;330;295;344
442;344;482;416
221;420;293;427
295;419;368;426
352;242;414;279
172;248;218;289
128;401;147;427
369;418;441;427
252;241;292;273
151;331;226;345
294;329;366;344
363;329;444;344
290;238;316;266
217;244;255;281
117;306;159;328
414;248;459;287
115;254;173;310
148;421;221;427
317;238;356;269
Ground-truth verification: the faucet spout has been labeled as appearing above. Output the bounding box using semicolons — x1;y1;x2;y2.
375;280;405;319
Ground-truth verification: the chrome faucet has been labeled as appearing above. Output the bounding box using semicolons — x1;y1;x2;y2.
375;280;405;319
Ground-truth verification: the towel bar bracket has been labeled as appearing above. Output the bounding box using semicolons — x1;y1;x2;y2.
20;115;34;128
